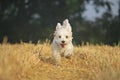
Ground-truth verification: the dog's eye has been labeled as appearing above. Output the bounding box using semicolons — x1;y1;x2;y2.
59;36;61;38
66;36;68;38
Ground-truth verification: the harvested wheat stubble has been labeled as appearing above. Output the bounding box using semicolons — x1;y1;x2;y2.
0;43;120;80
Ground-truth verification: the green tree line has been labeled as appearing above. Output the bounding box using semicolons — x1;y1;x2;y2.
0;0;120;45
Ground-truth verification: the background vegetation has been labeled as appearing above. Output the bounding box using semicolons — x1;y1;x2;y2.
0;0;120;45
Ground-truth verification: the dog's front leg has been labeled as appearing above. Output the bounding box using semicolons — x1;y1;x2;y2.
52;51;61;66
64;47;73;59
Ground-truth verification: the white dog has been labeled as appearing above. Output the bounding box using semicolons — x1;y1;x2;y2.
52;19;73;65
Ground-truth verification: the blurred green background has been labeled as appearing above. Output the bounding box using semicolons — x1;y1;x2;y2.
0;0;120;45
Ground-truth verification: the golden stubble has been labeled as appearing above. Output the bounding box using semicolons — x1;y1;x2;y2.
0;42;120;80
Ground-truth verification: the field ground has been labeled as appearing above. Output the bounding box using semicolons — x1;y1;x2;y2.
0;42;120;80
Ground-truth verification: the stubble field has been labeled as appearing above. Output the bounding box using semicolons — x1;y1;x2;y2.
0;42;120;80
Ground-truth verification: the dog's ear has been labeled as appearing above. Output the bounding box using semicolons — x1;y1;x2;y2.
56;23;61;31
63;19;72;32
63;19;69;25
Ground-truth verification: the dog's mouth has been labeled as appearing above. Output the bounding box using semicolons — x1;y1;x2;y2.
60;43;66;48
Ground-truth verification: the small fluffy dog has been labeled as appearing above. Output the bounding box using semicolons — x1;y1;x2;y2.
52;19;73;65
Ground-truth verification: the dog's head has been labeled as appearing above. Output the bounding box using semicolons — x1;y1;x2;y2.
54;19;73;48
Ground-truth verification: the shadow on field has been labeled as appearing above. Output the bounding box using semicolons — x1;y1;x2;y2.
34;46;55;65
39;55;54;65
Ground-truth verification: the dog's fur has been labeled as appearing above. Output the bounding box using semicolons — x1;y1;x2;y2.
52;19;73;65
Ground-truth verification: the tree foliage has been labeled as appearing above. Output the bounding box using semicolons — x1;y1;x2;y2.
0;0;120;45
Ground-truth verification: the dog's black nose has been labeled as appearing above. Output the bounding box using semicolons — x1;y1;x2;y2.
61;41;65;43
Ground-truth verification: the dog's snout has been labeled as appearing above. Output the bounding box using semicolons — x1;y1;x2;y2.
61;41;65;43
